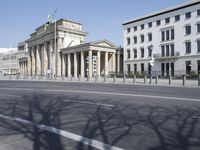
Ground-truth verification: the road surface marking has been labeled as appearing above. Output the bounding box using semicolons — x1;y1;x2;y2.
63;99;115;107
0;87;200;102
0;94;22;98
137;88;175;93
0;114;124;150
43;89;200;102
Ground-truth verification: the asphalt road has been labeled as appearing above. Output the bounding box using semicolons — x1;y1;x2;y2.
0;80;199;150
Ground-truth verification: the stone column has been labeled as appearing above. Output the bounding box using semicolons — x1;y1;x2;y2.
27;48;31;75
22;63;24;75
24;62;27;75
43;42;48;76
104;52;108;76
32;46;36;75
62;54;66;77
88;50;92;77
67;53;71;77
50;40;54;75
57;38;62;77
112;52;116;73
117;53;120;73
74;52;78;78
36;45;41;76
81;51;85;78
97;51;101;77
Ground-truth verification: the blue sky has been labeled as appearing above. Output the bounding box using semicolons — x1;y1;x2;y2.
0;0;188;48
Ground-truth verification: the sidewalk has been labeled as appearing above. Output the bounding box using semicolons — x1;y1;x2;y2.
0;75;199;88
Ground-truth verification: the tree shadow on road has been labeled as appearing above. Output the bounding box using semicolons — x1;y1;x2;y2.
0;94;200;150
77;103;200;150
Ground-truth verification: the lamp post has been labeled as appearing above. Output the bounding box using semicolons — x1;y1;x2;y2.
149;44;154;84
48;9;57;79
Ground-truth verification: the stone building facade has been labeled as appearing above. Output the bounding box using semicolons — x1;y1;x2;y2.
26;19;87;77
26;18;120;78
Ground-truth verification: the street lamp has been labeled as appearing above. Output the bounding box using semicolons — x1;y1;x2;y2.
48;9;57;79
149;44;154;84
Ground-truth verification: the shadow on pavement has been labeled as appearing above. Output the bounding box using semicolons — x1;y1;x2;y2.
0;94;199;150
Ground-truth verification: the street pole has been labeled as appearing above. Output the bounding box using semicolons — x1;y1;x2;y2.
54;19;56;79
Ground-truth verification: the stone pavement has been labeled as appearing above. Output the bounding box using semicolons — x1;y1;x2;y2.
0;75;199;88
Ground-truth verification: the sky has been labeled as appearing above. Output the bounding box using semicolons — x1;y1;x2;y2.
0;0;189;48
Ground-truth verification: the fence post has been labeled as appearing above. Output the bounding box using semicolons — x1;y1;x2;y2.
144;75;147;84
113;75;116;83
78;74;81;81
95;75;98;82
104;75;106;82
133;75;136;84
182;75;186;86
155;76;158;84
169;75;172;85
123;75;126;83
62;75;65;80
198;74;200;86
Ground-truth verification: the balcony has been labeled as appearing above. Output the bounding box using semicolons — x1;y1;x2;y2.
153;51;180;60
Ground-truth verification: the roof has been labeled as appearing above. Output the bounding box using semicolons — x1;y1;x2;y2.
61;39;118;51
123;0;200;25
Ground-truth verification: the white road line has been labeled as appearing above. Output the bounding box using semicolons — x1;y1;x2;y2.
63;99;115;107
0;114;124;150
137;89;175;93
0;94;22;98
43;89;200;102
0;87;200;102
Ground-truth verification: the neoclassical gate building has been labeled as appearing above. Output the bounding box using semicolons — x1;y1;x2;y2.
26;18;120;78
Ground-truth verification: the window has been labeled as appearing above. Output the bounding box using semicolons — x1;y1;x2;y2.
171;44;175;56
175;15;180;21
166;30;170;41
148;47;152;57
127;64;131;74
185;41;191;54
140;35;144;43
197;40;200;52
161;28;175;41
141;24;144;30
148;33;152;41
161;31;165;41
197;23;200;33
141;63;144;73
133;36;137;44
127;50;130;59
161;63;165;76
161;45;165;57
166;45;170;56
134;26;137;31
165;17;170;24
198;60;200;74
133;49;137;58
171;29;175;40
185;25;191;35
148;22;152;28
127;28;131;33
197;9;200;16
186;61;191;74
156;20;161;26
185;12;191;19
140;48;144;58
171;63;174;76
134;64;137;73
127;38;130;45
166;63;170;76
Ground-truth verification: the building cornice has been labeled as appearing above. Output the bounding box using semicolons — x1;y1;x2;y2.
123;0;200;25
